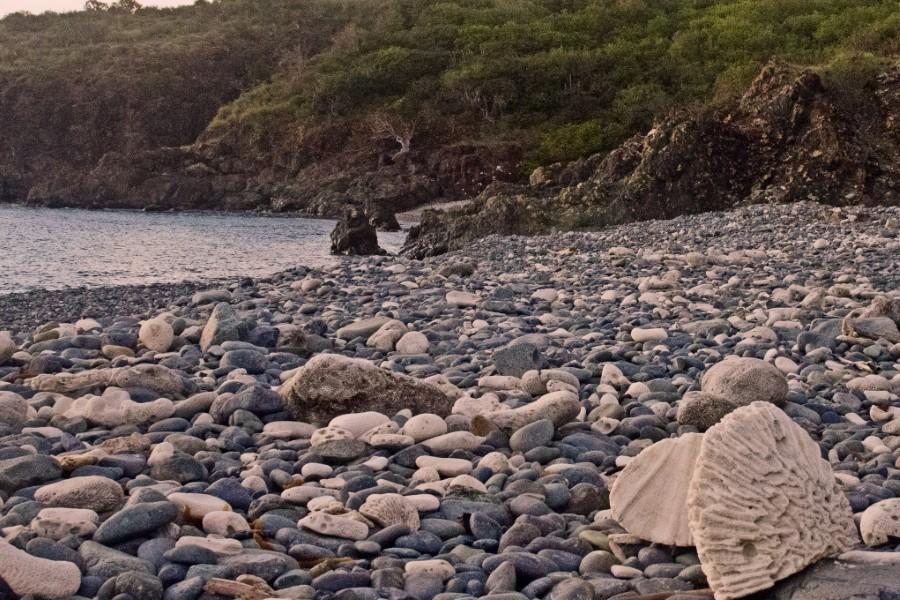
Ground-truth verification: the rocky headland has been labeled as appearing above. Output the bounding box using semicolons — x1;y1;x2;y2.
402;60;900;258
1;202;900;600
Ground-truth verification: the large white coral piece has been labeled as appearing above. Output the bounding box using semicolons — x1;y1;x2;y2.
687;402;858;600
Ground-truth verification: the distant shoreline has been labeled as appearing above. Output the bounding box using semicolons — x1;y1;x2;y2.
0;199;461;227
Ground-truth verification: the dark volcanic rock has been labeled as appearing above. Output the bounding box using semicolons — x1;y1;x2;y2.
770;554;900;599
330;206;386;256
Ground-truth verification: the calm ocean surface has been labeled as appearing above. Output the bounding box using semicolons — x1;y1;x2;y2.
0;206;406;294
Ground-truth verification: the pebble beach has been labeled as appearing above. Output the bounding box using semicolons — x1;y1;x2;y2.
1;202;900;600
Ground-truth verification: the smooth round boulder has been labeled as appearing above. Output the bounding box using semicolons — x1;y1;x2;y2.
700;357;788;407
139;319;174;353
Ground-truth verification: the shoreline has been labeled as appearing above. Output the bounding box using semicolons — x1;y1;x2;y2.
0;198;444;226
2;201;898;337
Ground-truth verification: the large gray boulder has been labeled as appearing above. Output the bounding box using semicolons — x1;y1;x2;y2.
700;356;788;407
200;303;249;352
330;206;386;256
281;354;452;424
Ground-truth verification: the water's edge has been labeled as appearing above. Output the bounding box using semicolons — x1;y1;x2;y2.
0;205;407;295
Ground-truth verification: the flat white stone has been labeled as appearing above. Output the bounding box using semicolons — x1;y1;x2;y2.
299;511;369;540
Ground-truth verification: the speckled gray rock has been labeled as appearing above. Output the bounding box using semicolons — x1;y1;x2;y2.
281;354;452;424
0;453;62;494
93;501;180;545
0;391;28;431
200;302;248;351
700;357;788;407
35;476;124;512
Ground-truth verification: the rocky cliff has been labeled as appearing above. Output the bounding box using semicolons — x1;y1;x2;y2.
402;60;900;257
4;1;898;224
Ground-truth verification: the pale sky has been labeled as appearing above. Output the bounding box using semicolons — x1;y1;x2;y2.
1;0;194;17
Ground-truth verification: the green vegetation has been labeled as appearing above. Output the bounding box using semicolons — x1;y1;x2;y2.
1;0;898;202
207;0;898;171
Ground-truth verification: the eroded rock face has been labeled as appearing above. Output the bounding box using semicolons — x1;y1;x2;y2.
360;493;420;531
687;402;858;600
281;354;452;424
64;387;174;427
610;434;702;547
479;391;580;434
402;59;900;258
28;363;193;398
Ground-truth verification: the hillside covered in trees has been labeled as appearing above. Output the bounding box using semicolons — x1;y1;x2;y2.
0;0;898;220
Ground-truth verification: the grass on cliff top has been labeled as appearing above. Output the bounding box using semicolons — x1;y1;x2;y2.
1;0;898;174
205;0;900;170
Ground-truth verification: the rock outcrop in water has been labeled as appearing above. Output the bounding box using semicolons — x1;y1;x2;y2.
330;206;387;256
402;59;900;257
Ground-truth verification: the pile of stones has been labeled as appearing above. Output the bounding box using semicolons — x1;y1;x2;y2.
0;203;898;600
